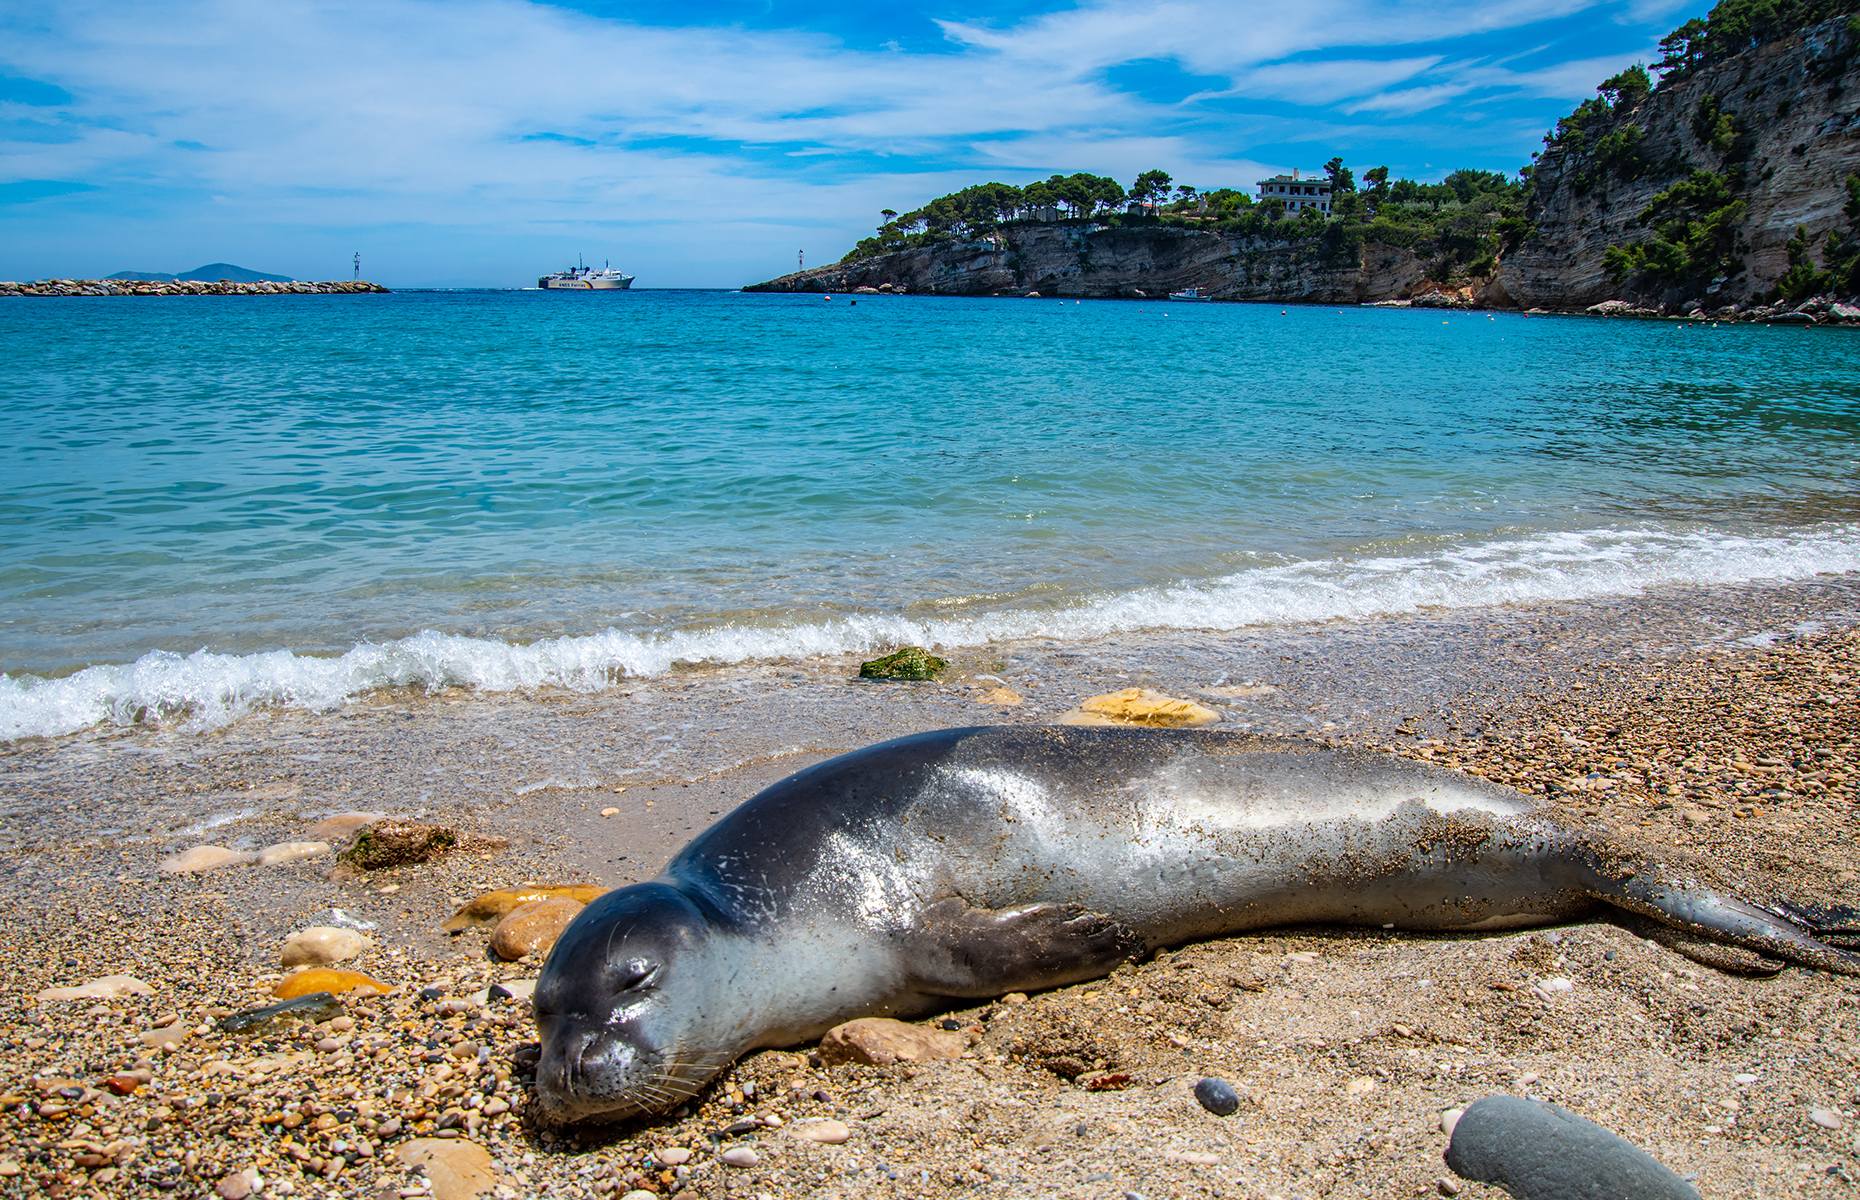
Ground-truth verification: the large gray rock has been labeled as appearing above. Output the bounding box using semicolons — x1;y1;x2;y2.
1445;1095;1698;1200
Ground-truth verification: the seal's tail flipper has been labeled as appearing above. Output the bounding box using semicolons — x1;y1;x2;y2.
1765;899;1860;950
1614;912;1787;976
1599;873;1860;977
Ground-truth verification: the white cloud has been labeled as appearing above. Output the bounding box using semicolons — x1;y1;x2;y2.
1341;82;1476;114
1203;57;1444;104
0;0;1677;285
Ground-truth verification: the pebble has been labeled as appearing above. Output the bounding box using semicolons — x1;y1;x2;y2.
817;1017;966;1066
1733;1073;1759;1084
1445;1095;1698;1200
1193;1077;1240;1116
214;1168;259;1199
340;818;506;870
158;845;256;874
481;978;537;1003
621;1192;658;1200
1058;688;1220;728
104;1067;152;1095
442;885;602;932
600;807;621;817
274;967;392;998
218;992;344;1033
255;840;331;866
1441;1107;1464;1137
488;897;585;960
1810;1108;1844;1130
139;1021;188;1050
788;1119;850;1144
719;1146;760;1167
305;811;384;839
281;925;370;967
36;974;153;1002
1165;1150;1222;1165
394;1137;498;1200
658;1147;692;1165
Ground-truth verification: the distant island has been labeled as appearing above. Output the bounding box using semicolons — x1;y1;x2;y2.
106;263;296;284
749;4;1860;322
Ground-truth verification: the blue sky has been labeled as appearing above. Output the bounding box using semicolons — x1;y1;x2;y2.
1;0;1700;288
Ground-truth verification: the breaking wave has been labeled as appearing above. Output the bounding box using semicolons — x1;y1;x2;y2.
5;524;1858;740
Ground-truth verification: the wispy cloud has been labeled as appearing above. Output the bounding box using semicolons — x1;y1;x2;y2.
0;0;1688;285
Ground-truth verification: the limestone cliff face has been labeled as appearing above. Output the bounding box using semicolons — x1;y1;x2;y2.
1501;15;1860;309
747;224;1431;304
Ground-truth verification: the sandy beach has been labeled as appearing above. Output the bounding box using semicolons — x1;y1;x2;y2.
3;575;1858;1200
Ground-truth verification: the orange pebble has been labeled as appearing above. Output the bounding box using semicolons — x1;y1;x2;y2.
273;968;392;999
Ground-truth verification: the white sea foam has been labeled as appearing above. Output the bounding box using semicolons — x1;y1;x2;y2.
4;524;1857;741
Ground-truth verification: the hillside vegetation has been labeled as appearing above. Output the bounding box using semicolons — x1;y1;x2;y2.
842;164;1523;290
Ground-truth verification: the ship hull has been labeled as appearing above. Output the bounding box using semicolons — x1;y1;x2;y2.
539;276;633;290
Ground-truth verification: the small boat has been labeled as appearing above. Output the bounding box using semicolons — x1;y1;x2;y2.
539;256;634;290
1168;287;1211;301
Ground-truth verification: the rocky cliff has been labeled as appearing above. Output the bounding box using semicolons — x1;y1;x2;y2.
1501;15;1860;310
746;223;1448;304
750;17;1860;315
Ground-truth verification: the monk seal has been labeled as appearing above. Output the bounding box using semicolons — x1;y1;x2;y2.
533;726;1859;1123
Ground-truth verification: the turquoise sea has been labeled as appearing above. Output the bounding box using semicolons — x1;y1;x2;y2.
3;289;1858;738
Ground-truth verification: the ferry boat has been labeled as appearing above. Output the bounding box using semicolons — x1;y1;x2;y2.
1167;287;1211;301
538;257;634;290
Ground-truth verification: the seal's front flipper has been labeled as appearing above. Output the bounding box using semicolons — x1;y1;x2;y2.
899;898;1146;999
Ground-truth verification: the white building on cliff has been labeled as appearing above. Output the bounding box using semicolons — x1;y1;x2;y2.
1256;169;1331;214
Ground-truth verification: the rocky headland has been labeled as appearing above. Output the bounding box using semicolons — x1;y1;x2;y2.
744;224;1446;306
1505;13;1860;314
749;14;1860;322
1;279;390;297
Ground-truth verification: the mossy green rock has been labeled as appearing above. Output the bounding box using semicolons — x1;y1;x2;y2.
337;819;457;870
859;647;948;681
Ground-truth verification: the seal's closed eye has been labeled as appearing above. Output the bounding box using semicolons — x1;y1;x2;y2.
613;959;658;992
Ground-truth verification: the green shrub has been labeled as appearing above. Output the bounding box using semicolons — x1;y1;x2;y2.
1603;169;1748;295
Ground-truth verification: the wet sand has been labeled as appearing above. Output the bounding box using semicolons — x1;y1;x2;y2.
2;575;1858;1199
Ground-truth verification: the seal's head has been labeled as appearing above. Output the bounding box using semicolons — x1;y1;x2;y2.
532;882;721;1124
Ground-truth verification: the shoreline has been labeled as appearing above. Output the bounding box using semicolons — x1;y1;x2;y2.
0;280;390;297
2;577;1858;1197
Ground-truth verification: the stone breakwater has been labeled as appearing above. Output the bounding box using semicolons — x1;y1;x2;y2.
0;279;390;297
